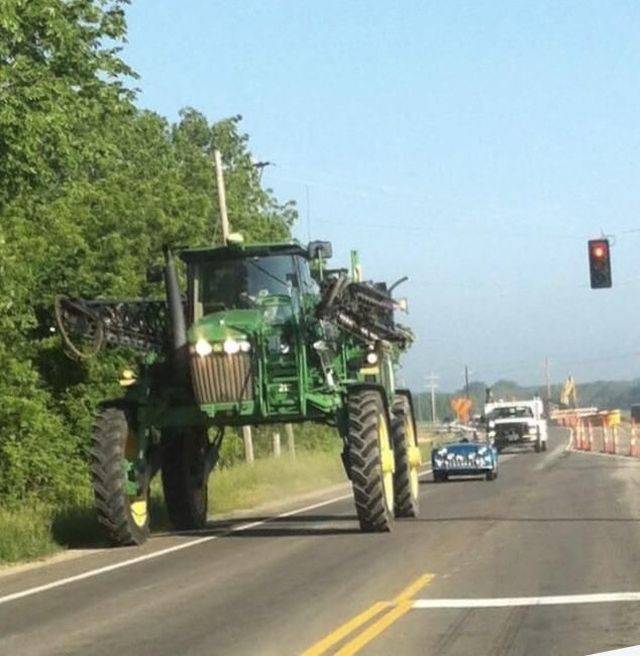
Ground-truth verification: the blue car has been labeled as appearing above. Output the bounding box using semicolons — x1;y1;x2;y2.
431;438;498;482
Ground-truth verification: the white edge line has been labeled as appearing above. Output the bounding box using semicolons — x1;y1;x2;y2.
412;592;640;609
0;468;434;607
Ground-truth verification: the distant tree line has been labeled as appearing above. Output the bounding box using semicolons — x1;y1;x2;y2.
414;378;640;422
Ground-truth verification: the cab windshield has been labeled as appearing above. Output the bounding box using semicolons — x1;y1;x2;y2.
491;406;533;419
198;255;299;313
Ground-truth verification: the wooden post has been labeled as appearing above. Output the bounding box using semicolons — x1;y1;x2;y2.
588;420;594;451
631;420;637;457
285;423;296;458
273;432;282;458
612;424;618;454
242;426;254;464
214;149;230;244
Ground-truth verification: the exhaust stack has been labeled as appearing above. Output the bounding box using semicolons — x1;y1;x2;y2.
163;247;187;357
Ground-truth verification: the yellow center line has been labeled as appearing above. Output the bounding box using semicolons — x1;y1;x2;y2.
300;601;392;656
333;601;413;656
393;573;435;603
299;572;435;656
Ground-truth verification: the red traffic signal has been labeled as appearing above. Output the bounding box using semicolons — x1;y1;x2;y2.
588;238;612;288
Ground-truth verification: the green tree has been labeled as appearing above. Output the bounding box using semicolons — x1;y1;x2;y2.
0;1;297;505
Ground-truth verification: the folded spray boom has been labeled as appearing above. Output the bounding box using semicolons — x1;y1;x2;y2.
53;295;171;359
316;276;413;349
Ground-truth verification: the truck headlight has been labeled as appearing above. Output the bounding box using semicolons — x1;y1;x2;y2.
195;338;213;357
239;340;251;353
366;351;378;365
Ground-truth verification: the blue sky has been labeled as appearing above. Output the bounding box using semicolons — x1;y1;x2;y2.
123;0;640;391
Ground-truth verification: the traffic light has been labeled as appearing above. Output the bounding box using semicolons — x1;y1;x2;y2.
588;238;612;288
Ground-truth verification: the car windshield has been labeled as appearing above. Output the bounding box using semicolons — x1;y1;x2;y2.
492;406;533;419
198;255;298;312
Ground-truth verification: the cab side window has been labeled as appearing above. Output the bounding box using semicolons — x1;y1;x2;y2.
296;256;319;296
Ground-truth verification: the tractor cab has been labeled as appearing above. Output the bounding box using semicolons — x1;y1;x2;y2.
180;241;331;420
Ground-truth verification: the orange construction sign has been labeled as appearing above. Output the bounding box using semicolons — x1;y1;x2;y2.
450;397;473;423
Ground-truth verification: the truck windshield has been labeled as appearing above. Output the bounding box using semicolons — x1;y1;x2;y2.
492;407;533;419
198;255;298;312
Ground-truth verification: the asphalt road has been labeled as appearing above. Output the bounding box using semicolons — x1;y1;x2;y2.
3;427;640;656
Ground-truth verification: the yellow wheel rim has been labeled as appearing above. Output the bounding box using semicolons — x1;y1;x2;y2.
405;415;420;501
130;499;149;528
378;412;395;512
125;430;148;528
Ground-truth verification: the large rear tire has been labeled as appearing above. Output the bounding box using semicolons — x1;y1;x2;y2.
392;396;420;518
347;389;395;532
161;428;210;530
91;406;150;546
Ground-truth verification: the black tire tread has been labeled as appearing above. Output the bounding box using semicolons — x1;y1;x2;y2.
161;428;209;530
90;407;149;546
391;397;419;518
348;389;393;532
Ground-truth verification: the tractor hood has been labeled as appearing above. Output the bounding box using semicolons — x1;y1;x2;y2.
188;309;265;344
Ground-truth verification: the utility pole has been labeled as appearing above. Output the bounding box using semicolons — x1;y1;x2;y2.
213;149;230;243
425;373;439;424
464;365;470;399
544;357;551;401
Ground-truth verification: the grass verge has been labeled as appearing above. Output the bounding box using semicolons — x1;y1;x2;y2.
210;448;345;514
0;448;346;567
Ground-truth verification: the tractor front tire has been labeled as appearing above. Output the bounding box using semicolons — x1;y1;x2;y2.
91;407;150;546
392;396;420;518
161;428;210;531
347;389;394;532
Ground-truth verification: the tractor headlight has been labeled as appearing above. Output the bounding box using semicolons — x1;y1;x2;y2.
223;338;241;355
366;351;378;365
195;338;213;357
239;340;251;353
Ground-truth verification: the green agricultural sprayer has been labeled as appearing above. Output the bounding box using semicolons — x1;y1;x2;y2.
54;237;420;545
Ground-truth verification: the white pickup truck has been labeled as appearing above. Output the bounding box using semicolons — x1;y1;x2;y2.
484;398;548;453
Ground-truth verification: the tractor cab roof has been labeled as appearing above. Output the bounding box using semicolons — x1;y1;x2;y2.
180;241;308;264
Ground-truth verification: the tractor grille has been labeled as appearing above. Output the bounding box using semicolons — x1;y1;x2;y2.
190;350;253;404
